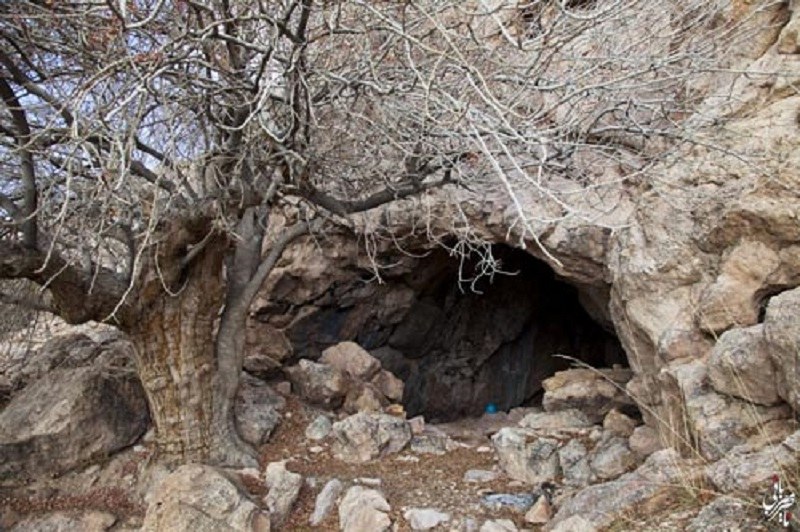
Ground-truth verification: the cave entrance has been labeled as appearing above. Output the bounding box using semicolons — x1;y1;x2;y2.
366;244;627;422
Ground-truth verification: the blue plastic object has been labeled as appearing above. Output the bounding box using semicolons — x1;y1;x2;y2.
485;402;498;414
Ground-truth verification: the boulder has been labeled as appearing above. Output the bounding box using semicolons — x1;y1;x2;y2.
0;366;149;479
142;464;269;532
628;426;662;458
686;496;755;532
264;460;302;526
589;436;639;480
547;449;701;530
403;508;451;530
285;359;349;409
492;428;560;484
309;478;343;526
343;382;387;414
707;325;781;406
764;287;800;411
479;519;518;532
602;409;637;437
518;409;593;430
331;412;411;463
320;341;381;380
338;486;391;532
542;368;635;423
235;373;284;446
244;321;293;379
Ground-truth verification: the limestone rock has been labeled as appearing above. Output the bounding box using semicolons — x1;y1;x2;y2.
464;469;499;483
309;478;343;526
244;321;293;379
481;493;535;512
343;382;387;414
0;366;148;479
338;486;391;532
764;287;800;411
403;508;451;530
492;428;560;484
235;373;284;446
305;414;333;441
320;341;381;380
524;495;552;524
264;460;302;526
10;511;116;531
628;426;662;458
371;369;405;403
542;368;634;423
142;464;268;532
589;437;639;480
331;412;411;463
285;359;349;409
518;409;593;430
707;325;781;406
705;438;795;493
548;449;700;530
558;439;591;487
602;409;637;437
410;429;455;455
686;496;755;532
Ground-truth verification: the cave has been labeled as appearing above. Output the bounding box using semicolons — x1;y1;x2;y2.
268;243;627;422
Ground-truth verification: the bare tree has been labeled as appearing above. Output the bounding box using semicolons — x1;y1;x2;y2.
0;0;779;466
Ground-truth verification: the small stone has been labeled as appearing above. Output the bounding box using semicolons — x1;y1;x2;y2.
408;415;426;435
404;507;451;530
275;381;291;395
518;409;593;430
385;403;406;417
372;369;405;403
476;446;492;453
309;446;324;454
524;495;552;524
463;469;499;483
559;439;591;487
305;414;333;441
629;425;662;458
332;413;411;463
264;460;303;526
357;477;382;487
344;382;387;414
603;409;637;438
339;486;391;532
480;493;535;512
590;437;638;480
309;478;343;526
479;518;518;532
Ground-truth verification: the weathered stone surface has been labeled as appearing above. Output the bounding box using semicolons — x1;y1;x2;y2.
481;493;535;513
628;426;662;458
305;414;333;441
464;469;500;483
331;413;411;463
707;325;781;406
0;366;148;479
264;460;302;526
244;321;293;379
603;409;637;437
548;449;700;530
285;359;349;409
309;478;343;526
764;287;800;412
142;464;267;532
705;437;796;493
542;368;634;423
410;428;455;455
338;486;391;532
371;369;405;403
558;439;591;487
235;373;284;446
518;409;593;430
343;382;387;414
492;428;560;484
403;508;451;530
10;511;117;532
670;359;795;461
589;437;639;480
686;496;755;532
320;341;381;381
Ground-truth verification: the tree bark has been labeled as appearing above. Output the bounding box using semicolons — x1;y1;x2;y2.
128;239;256;467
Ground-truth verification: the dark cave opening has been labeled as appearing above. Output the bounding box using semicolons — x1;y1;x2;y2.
267;243;627;423
368;245;627;422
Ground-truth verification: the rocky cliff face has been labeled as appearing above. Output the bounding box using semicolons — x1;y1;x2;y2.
252;0;800;459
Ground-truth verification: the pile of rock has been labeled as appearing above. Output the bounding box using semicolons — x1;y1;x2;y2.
285;341;404;414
